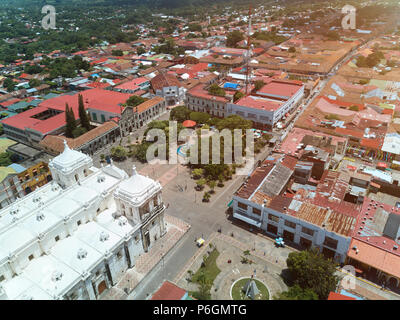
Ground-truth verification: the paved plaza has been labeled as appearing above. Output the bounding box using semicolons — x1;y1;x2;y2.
175;232;291;300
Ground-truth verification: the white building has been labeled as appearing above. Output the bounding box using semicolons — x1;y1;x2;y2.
0;141;166;300
151;73;186;106
228;79;304;130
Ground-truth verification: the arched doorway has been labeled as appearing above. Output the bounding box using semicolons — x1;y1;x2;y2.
98;280;107;296
388;277;398;289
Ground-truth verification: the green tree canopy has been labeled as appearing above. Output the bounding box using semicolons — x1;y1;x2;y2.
190;112;210;124
78;94;91;131
65;103;77;138
226;30;244;48
208;84;226;97
286;249;339;299
170;105;191;122
126;95;148;107
274;285;318;300
254;80;265;91
111;146;127;161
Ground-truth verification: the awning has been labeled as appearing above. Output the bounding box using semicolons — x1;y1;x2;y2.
227;200;233;208
182;120;196;128
233;212;262;228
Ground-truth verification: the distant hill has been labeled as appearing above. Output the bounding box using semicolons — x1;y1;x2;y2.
2;0;257;9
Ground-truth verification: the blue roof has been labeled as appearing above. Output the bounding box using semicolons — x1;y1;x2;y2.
7;163;26;173
340;289;364;300
223;82;239;89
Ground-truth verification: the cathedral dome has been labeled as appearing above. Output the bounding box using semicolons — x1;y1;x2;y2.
49;140;92;173
114;166;161;206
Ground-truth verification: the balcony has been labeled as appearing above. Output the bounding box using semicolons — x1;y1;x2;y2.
140;203;165;224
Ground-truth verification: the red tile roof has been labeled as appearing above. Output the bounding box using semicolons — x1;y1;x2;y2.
151;72;182;90
187;84;230;103
256;79;303;100
151;281;187;300
1;89;132;134
328;292;356;300
235;95;283;111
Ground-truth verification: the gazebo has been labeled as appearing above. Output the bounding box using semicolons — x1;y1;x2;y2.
182;120;197;128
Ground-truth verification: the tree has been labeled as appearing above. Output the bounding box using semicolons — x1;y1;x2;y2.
208;84;226;97
28;79;41;88
226;30;244;48
126;95;147;107
0;124;3;135
170;105;191;122
65;103;77;138
233;91;244;102
136;46;146;55
3;78;16;92
208;180;216;194
254;80;265;91
0;152;12;166
112;49;123;56
111;146;127;161
72;127;87;138
326;30;340;41
192;168;204;179
190;111;210;124
196;178;206;191
78;94;91;131
288;46;296;53
188;24;202;32
349;105;359;111
275;285;318;300
286;249;339;299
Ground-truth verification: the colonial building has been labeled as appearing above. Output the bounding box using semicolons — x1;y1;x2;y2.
0;141;166;300
119;96;166;137
227;79;304;130
151;73;186;106
231;155;358;263
186;84;231;118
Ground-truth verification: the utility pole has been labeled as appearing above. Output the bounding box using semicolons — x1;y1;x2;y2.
245;5;253;95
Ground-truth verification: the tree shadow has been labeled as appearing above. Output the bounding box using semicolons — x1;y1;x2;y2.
279;268;294;287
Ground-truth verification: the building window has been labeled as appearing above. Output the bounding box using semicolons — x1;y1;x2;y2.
323;236;338;250
55;236;60;242
284;220;296;229
252;207;261;215
268;214;279;223
237;202;247;210
117;250;123;260
0;275;5;282
28;254;34;261
92;113;97;121
302;227;314;236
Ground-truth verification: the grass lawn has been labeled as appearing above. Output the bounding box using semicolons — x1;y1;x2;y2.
231;278;269;300
189;248;221;300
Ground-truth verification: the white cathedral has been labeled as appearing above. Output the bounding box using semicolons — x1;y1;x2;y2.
0;141;166;300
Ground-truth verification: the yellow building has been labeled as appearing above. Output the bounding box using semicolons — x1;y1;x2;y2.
17;161;52;194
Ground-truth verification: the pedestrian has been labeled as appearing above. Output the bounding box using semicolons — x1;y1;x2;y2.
275;259;278;263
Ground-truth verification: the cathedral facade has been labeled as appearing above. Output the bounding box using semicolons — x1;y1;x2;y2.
0;141;166;300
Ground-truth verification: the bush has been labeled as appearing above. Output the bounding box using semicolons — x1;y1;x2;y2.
111;146;127;161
